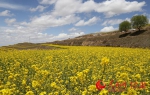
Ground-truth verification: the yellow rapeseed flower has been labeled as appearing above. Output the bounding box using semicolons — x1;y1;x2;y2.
25;91;34;95
100;57;109;65
0;45;150;94
82;89;87;95
88;85;97;92
135;74;141;80
83;69;89;74
77;72;84;78
50;82;57;88
22;80;26;85
119;73;129;81
0;89;12;95
39;91;46;95
99;89;108;95
127;88;137;95
32;80;40;88
121;92;127;95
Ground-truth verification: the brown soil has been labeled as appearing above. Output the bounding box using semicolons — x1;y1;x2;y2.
48;29;150;48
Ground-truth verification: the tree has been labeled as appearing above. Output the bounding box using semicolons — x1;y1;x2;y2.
119;21;131;32
131;15;149;31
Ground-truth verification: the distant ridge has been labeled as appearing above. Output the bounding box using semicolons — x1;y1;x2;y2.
1;43;60;50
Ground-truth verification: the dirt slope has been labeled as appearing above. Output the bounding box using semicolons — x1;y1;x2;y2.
48;29;150;48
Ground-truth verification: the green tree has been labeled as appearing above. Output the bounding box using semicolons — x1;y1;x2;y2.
119;21;131;32
131;15;149;31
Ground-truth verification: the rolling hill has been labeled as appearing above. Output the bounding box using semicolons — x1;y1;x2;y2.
1;26;150;49
48;27;150;48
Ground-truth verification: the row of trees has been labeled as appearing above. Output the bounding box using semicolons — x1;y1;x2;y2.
119;15;149;32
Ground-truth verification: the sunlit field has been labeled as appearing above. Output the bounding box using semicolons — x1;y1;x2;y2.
0;45;150;95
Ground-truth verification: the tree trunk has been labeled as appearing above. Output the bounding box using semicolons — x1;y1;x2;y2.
138;26;141;31
138;28;140;31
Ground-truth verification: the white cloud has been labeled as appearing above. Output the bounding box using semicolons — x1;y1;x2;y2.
125;18;130;22
54;32;85;40
96;0;145;17
75;17;99;26
51;0;96;16
68;27;83;34
0;25;85;46
0;2;26;10
0;12;82;46
29;14;80;28
0;10;13;16
100;26;117;32
0;25;49;46
102;18;130;26
38;0;58;5
102;19;123;26
52;0;81;16
0;8;82;46
69;27;77;32
30;5;47;12
5;18;16;25
78;0;97;13
51;0;145;17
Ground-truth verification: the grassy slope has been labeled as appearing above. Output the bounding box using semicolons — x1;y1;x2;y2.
1;43;61;50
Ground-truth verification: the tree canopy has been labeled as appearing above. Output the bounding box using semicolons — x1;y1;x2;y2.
119;21;131;32
131;15;149;31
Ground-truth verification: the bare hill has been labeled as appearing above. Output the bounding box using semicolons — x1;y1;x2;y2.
1;26;150;49
48;28;150;48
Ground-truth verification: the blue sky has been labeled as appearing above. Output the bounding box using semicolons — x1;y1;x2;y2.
0;0;149;46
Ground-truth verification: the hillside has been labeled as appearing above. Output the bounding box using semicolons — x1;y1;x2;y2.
1;26;150;49
1;43;61;50
48;28;150;48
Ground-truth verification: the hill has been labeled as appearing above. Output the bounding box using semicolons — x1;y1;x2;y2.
48;27;150;48
1;26;150;49
1;43;61;50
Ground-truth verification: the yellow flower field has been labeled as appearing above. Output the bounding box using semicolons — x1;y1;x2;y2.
0;45;150;95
